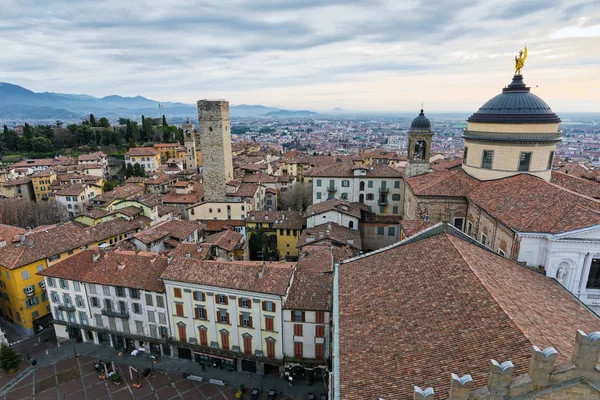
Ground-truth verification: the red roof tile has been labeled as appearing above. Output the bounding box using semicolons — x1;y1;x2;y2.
337;230;600;400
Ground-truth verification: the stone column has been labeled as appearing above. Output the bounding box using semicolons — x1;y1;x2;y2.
206;292;218;347
488;359;513;400
229;296;239;349
529;346;558;390
252;299;263;353
184;289;194;340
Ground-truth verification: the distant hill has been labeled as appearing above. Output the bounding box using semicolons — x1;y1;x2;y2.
0;82;288;120
264;110;318;117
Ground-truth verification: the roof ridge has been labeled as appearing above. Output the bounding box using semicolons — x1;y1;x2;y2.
446;235;569;360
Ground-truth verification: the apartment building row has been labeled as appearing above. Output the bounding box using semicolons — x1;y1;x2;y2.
38;245;333;376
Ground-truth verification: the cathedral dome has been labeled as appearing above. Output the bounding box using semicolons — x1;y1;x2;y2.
410;109;431;131
467;75;561;124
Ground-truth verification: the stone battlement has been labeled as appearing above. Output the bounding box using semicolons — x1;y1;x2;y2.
413;330;600;399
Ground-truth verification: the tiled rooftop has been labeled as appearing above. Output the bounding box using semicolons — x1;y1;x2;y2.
337;228;600;400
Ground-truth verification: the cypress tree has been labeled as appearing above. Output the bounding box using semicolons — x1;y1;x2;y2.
0;344;21;373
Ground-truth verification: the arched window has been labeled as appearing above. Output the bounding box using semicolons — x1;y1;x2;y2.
348;221;354;229
359;181;365;191
359;194;364;203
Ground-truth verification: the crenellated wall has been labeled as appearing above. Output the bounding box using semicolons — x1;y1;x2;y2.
413;330;600;399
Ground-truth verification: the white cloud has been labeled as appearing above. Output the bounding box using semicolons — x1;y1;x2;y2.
0;0;598;111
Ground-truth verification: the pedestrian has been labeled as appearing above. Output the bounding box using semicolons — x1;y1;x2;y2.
25;352;30;361
201;363;206;372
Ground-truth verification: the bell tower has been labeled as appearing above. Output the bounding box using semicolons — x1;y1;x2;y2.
406;109;433;177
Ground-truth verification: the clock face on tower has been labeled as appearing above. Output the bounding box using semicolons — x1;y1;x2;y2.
185;129;191;136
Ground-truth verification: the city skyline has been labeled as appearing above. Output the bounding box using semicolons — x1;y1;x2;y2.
1;0;599;112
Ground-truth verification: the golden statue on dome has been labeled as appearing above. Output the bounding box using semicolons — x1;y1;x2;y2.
514;46;528;75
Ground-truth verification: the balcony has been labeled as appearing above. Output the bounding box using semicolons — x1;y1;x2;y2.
58;304;76;312
379;187;389;193
101;309;130;319
378;198;388;205
52;319;166;344
327;186;337;192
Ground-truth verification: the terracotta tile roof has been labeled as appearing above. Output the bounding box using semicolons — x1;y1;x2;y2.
93;183;144;204
39;250;168;292
400;219;437;237
173;181;191;188
284;271;332;311
0;224;25;242
125;177;146;184
125;147;159;156
337;229;600;400
550;171;600;199
168;243;210;260
405;169;480;197
144;174;176;185
78;152;107;161
204;229;243;251
431;158;463;171
134;220;205;244
468;173;600;233
295;245;333;273
162;183;204;204
227;183;259;198
305;199;367;220
308;162;403;178
160;259;294;296
204;220;245;232
0;217;149;269
246;211;304;229
136;193;162;207
54;183;94;197
297;222;361;250
242;173;278;184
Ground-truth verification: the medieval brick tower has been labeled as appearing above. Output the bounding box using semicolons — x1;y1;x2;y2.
183;120;197;170
197;100;234;202
405;109;433;177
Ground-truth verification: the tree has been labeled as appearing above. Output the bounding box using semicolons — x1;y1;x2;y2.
118;118;129;125
23;123;33;139
0;344;20;373
101;128;113;146
55;120;63;128
248;228;267;261
278;183;313;212
126;120;133;142
133;162;146;177
125;164;134;178
99;117;110;129
162;115;168;128
30;137;54;152
103;180;118;192
89;114;97;127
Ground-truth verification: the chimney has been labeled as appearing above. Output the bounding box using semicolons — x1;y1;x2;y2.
92;252;101;262
20;234;26;244
185;251;191;259
117;262;126;270
167;255;174;264
258;262;265;279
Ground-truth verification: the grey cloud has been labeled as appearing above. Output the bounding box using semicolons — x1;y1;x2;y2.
495;0;556;20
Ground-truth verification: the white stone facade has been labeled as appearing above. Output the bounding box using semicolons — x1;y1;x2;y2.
312;171;403;216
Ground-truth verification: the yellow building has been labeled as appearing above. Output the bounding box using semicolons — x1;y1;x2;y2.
245;211;304;260
161;257;294;372
154;143;186;163
0;217;150;335
124;147;161;174
31;170;57;201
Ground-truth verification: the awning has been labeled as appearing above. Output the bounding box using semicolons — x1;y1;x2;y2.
193;351;234;362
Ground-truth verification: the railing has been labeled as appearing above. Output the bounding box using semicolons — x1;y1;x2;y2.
52;319;167;344
378;187;389;193
378;198;388;205
58;304;76;312
327;186;337;192
101;309;130;319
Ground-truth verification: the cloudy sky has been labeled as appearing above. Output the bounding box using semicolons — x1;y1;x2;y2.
1;0;599;112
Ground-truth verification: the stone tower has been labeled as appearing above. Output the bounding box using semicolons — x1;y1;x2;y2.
197;100;234;202
462;73;561;182
183;120;197;170
405;109;433;177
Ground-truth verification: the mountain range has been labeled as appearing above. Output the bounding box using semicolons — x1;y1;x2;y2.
0;82;317;120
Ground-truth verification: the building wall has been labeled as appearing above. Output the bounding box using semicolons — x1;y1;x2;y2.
0;260;49;335
32;174;56;201
403;189;468;224
125;154;161;174
198;100;233;202
306;211;358;230
187;201;250;221
44;276;90;340
359;223;400;251
312;176;404;216
282;309;330;361
164;281;284;361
